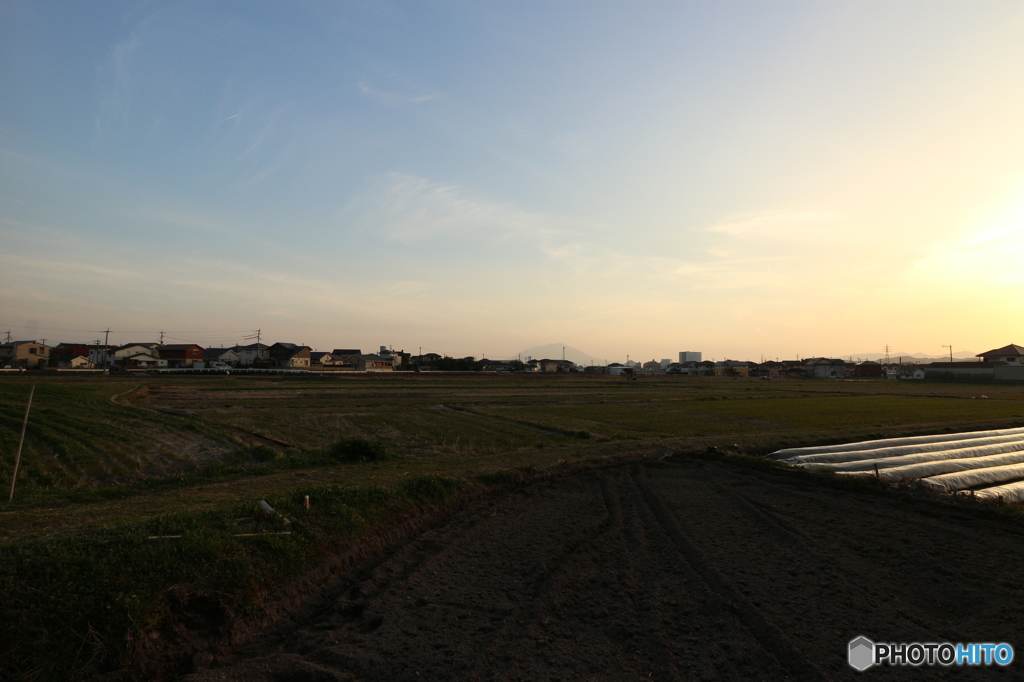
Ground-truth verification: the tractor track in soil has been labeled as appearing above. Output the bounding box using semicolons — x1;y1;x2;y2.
181;458;1024;681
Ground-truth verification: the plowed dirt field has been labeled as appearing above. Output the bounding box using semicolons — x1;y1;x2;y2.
185;459;1024;681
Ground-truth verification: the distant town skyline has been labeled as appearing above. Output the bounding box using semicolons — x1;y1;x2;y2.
0;327;996;367
3;2;1023;361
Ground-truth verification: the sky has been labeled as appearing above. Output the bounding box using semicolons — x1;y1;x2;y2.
2;1;1023;362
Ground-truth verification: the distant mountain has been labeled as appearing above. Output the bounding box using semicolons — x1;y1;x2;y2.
511;343;603;365
842;350;978;362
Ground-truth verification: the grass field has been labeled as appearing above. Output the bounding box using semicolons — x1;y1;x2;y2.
2;373;1024;680
4;374;1024;498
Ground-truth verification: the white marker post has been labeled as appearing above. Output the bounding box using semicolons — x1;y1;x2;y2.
8;385;35;503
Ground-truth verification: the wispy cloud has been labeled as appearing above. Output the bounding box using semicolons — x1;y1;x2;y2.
705;210;846;239
335;175;867;297
95;19;149;139
0;252;142;283
337;172;568;246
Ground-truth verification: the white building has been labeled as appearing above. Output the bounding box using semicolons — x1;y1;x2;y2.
679;351;702;363
112;343;161;367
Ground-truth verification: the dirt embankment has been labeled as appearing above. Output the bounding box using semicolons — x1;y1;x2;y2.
169;459;1024;681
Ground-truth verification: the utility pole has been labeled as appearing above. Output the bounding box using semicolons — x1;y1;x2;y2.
103;328;111;375
159;330;165;344
242;329;262;366
943;345;953;362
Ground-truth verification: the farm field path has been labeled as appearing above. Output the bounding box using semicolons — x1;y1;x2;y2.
183;459;1024;681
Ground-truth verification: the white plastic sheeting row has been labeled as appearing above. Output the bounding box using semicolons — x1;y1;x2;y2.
774;431;1024;465
919;463;1024;494
857;451;1024;483
768;426;1024;461
803;440;1024;473
972;480;1024;503
768;427;1024;503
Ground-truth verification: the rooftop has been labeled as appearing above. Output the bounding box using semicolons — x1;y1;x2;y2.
977;344;1024;358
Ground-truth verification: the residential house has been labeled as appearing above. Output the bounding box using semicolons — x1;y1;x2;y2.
754;361;787;379
666;362;700;376
326;349;363;369
608;363;633;377
977;344;1024;364
64;355;97;369
410;353;442;367
112;343;161;368
310;351;335;367
537;358;572;373
481;359;519;372
269;342;311;368
642;359;664;373
235;343;271;366
204;347;241;366
379;347;411;368
87;345;115;366
804;358;846;378
0;340;51;369
125;353;166;369
157;344;204;368
778;361;805;378
352;354;393;372
50;343;93;367
923;343;1024;382
851;360;883;378
714;360;750;377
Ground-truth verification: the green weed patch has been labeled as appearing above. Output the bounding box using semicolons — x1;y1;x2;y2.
0;475;465;681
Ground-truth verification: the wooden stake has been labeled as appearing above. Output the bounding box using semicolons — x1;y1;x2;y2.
8;385;35;503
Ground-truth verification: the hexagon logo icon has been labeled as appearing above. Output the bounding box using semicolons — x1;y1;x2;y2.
849;636;875;671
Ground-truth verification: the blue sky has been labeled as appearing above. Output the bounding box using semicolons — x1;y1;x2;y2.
3;1;1024;361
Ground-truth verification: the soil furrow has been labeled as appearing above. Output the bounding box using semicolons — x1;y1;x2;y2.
632;465;826;681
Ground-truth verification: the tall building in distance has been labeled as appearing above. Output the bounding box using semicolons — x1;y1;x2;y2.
679;351;702;363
